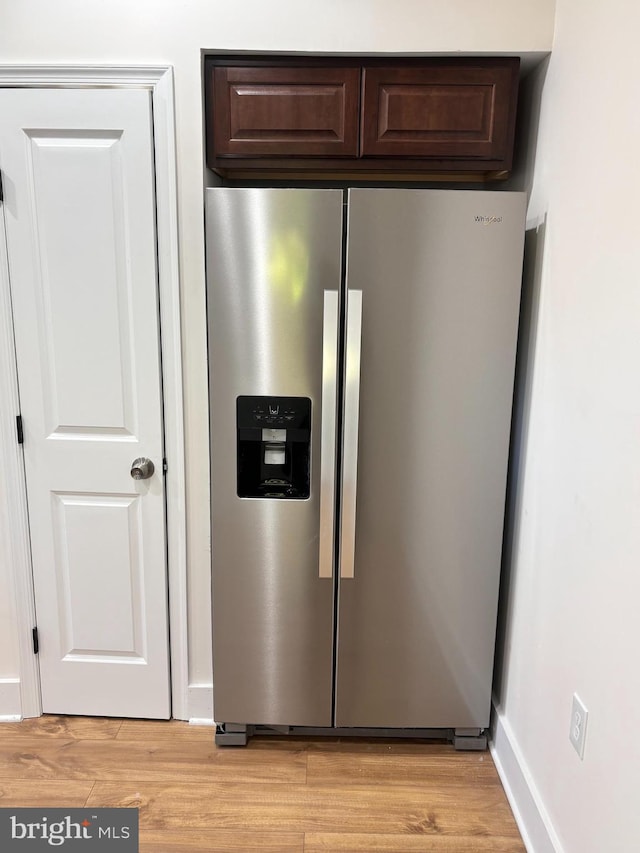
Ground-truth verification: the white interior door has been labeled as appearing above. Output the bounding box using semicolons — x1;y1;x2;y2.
0;87;170;718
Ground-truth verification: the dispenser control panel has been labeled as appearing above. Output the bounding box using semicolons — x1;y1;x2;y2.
237;396;311;430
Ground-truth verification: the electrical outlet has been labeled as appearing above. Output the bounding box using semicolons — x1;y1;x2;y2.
570;693;588;759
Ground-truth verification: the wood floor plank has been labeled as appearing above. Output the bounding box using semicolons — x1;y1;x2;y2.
0;715;122;740
304;834;525;852
307;751;498;786
117;720;215;743
139;828;304;852
0;738;306;783
0;780;94;807
86;781;521;837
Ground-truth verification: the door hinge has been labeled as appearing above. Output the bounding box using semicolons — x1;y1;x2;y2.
162;458;168;474
16;415;24;444
32;627;39;655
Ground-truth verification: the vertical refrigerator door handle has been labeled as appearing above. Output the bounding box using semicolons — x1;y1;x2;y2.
340;289;363;579
319;290;339;578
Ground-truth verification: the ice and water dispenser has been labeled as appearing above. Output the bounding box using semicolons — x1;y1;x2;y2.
236;396;311;499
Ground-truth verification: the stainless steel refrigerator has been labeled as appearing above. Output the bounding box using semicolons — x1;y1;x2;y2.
206;187;525;747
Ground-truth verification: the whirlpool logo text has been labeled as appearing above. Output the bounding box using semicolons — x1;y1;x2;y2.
475;215;504;225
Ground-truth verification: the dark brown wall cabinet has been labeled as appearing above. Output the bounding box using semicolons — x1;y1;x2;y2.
205;57;520;180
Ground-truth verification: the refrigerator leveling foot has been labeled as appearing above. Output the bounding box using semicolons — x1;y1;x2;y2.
215;723;248;746
453;728;487;751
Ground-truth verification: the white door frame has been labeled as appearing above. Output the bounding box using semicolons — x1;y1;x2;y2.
0;66;188;720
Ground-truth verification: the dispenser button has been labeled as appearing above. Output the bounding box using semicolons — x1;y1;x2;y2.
262;428;287;442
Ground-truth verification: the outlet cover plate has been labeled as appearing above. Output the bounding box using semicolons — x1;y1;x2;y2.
570;693;588;759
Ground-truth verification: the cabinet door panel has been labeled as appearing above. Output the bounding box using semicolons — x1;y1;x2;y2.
212;66;360;157
361;60;518;163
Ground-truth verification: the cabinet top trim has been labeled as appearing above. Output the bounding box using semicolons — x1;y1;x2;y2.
204;55;520;70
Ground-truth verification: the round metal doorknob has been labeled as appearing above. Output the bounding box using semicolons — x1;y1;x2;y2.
130;457;155;480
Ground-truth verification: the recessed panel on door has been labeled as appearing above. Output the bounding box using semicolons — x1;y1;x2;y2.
52;493;145;660
26;130;138;438
0;88;169;718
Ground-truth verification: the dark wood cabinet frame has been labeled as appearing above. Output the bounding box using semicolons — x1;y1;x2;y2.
204;55;520;181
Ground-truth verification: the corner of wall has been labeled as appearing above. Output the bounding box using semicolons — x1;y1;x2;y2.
187;683;214;726
0;678;22;722
491;699;563;853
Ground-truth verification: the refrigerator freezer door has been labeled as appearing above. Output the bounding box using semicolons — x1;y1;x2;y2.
335;189;526;729
207;188;343;727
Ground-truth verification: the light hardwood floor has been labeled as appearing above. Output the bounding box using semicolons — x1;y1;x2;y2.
0;716;524;852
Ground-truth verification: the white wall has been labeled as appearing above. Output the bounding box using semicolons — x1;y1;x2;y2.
0;484;22;718
0;505;19;680
0;0;555;708
495;0;640;850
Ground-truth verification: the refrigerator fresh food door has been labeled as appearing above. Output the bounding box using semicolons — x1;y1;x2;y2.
207;188;343;726
335;189;526;729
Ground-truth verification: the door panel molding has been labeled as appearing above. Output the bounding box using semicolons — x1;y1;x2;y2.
51;492;146;660
0;66;187;720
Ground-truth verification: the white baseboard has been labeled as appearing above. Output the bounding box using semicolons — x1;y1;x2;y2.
187;683;214;726
491;700;563;853
0;678;22;721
